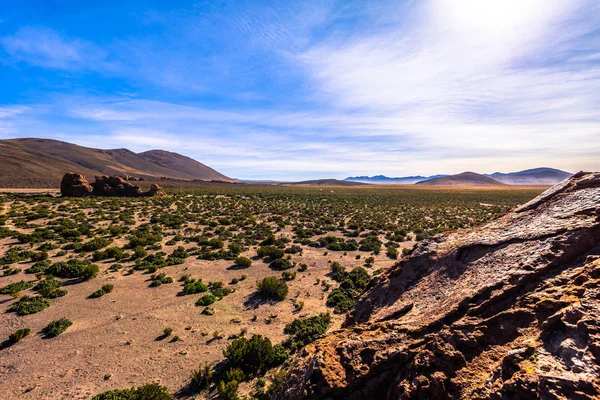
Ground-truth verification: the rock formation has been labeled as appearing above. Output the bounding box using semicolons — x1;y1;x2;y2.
60;173;93;197
60;173;166;197
273;172;600;400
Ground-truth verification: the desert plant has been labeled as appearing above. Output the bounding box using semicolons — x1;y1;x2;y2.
9;328;30;343
256;277;288;301
42;318;72;338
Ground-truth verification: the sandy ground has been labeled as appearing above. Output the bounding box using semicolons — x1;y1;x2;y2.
0;237;400;399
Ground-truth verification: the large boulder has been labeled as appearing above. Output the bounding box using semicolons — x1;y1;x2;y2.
60;172;93;197
60;173;166;197
273;172;600;400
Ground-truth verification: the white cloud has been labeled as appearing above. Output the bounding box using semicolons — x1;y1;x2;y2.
1;27;115;71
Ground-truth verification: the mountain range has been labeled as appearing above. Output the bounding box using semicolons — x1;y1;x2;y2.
0;138;232;188
345;168;571;186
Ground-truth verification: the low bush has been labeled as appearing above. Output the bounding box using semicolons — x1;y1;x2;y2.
46;259;99;280
90;284;114;298
8;296;51;315
182;279;208;294
92;383;173;400
234;256;252;268
223;334;286;376
269;258;294;270
9;328;30;343
0;280;34;295
196;293;216;306
34;276;67;298
284;313;331;350
42;317;72;338
256;277;288;301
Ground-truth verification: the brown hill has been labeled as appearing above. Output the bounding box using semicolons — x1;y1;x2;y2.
0;138;232;188
274;171;600;400
416;171;505;186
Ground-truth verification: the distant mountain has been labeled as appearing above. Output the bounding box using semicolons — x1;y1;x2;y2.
484;168;571;185
0;138;232;188
345;174;447;184
284;179;369;187
416;172;505;186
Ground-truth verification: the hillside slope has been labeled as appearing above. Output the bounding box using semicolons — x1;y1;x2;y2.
274;171;600;400
0;138;231;187
284;179;368;186
416;171;505;186
487;167;572;185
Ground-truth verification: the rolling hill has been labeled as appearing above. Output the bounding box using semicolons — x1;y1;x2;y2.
485;167;571;185
284;179;368;186
416;171;505;186
344;174;447;184
0;138;232;188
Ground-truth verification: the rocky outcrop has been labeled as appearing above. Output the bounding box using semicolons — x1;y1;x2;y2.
60;173;166;197
60;173;93;197
273;172;600;400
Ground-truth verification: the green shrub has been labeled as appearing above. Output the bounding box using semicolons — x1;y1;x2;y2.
182;279;208;294
47;259;99;280
8;296;51;315
81;237;113;252
42;318;72;338
34;276;67;298
234;256;252;268
256;277;288;301
149;272;173;287
223;334;285;375
326;288;355;313
209;281;232;299
270;258;294;270
196;293;216;306
189;363;213;392
9;328;30;343
257;246;284;260
0;280;34;295
218;380;239;400
284;313;331;349
329;262;346;281
92;383;173;400
26;260;50;274
90;284;114;298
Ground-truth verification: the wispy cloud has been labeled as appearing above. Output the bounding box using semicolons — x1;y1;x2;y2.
1;27;115;71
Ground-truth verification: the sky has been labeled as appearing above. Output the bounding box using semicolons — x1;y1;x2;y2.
0;0;599;180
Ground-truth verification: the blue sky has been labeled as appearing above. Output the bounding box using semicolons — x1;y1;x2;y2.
1;0;599;180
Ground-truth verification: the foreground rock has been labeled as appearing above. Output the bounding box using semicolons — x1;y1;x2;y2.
61;173;166;197
274;172;600;400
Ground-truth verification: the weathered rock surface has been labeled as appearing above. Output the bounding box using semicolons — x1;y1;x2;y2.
60;173;166;197
273;172;600;400
60;172;93;197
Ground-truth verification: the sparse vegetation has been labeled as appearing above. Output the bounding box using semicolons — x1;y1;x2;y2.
0;184;541;398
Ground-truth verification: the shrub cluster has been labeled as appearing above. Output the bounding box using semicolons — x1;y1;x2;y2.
92;383;173;400
47;259;99;280
8;296;51;315
284;313;331;350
